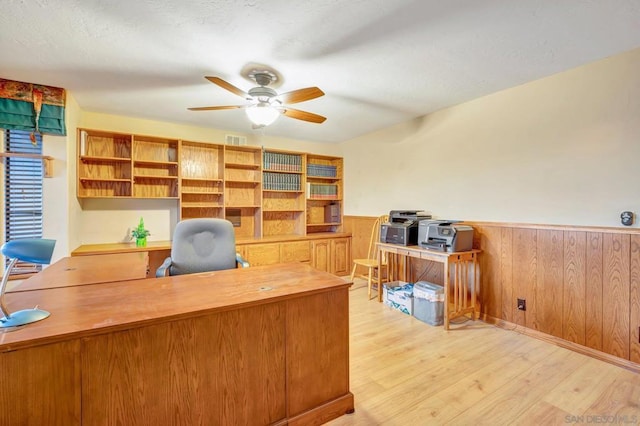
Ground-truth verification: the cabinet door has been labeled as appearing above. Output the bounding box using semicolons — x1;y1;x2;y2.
281;241;311;263
331;238;351;276
311;240;330;272
244;244;280;266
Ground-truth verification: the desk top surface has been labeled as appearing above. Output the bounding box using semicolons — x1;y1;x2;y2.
377;242;480;259
0;262;351;352
70;233;353;256
10;252;149;292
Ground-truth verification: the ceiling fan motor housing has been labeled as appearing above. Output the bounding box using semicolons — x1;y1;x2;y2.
248;86;278;102
249;70;278;87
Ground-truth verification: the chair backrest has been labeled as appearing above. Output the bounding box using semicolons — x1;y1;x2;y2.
367;214;389;260
168;218;237;276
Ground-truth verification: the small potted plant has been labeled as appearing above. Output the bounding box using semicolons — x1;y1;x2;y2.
132;217;150;247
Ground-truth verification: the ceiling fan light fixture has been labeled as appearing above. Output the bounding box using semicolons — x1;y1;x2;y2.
246;102;280;126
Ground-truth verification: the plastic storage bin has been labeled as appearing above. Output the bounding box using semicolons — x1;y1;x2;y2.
383;281;414;315
413;281;444;326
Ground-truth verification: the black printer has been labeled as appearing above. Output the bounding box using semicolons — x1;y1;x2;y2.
418;220;474;252
380;210;432;246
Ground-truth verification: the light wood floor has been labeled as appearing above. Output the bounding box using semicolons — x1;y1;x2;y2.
327;279;640;426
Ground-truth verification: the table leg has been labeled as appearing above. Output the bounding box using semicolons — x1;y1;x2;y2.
472;254;478;320
377;248;383;303
444;259;450;331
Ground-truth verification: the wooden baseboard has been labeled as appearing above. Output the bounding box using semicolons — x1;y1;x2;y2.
481;314;640;373
287;393;355;426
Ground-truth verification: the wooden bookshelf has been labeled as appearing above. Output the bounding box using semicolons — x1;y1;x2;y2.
306;154;343;233
262;149;306;237
132;135;179;198
223;146;262;239
180;140;224;220
77;129;344;238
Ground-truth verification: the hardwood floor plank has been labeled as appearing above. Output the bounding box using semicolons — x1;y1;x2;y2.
328;280;640;425
443;349;580;424
432;336;559;413
585;376;640;418
542;357;623;414
516;401;571;426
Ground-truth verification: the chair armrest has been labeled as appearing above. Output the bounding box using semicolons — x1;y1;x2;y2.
155;257;173;277
236;253;250;268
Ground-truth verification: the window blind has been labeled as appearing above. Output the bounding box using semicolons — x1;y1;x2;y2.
4;129;43;274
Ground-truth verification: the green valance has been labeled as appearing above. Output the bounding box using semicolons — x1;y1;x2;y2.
0;78;66;136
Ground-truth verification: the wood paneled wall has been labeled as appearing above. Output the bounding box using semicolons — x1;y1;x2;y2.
344;216;640;368
470;223;640;366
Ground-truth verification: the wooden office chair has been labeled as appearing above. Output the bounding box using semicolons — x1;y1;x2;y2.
156;218;249;277
350;214;389;300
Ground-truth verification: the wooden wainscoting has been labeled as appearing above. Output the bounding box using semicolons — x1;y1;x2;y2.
469;222;640;368
344;216;640;370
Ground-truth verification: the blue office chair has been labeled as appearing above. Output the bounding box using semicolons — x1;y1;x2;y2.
156;218;249;277
0;238;56;328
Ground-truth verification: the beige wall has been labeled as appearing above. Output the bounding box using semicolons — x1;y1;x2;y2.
38;93;81;262
34;46;640;254
341;47;640;228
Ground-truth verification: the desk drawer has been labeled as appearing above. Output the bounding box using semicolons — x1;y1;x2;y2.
396;247;421;257
245;243;280;266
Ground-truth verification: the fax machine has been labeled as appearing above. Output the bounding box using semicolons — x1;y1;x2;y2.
380;210;432;246
418;220;474;252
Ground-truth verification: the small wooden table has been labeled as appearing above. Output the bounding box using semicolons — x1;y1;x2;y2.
9;252;149;292
377;242;481;330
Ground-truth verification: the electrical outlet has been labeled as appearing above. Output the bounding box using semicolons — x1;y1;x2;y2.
517;298;526;311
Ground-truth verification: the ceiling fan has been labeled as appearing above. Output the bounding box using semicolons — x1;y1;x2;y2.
188;70;326;127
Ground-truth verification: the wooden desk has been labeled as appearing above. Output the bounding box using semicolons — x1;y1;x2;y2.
9;252;149;292
0;262;353;425
72;241;171;277
377;242;481;330
70;240;172;255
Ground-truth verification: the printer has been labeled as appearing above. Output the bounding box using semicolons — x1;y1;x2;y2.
380;210;432;246
418;220;474;252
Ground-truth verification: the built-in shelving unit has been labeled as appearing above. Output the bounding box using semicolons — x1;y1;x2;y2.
180;140;224;220
132;135;179;198
78;129;133;198
262;149;305;237
224;145;262;239
306;154;343;233
77;128;344;238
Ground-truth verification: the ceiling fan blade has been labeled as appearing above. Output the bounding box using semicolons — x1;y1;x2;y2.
278;87;324;104
282;108;326;123
188;105;245;111
205;76;249;99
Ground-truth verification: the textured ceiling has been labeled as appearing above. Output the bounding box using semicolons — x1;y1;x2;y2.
1;0;640;143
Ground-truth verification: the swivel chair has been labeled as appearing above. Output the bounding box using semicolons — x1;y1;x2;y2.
156;218;249;277
0;238;56;328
